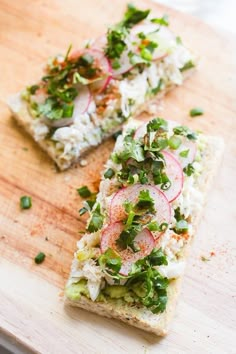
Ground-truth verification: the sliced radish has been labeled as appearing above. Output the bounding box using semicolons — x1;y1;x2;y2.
170;138;197;168
69;48;112;93
45;85;91;128
101;222;155;275
131;23;160;37
73;85;91;115
109;184;171;227
158;151;183;202
111;49;134;77
132;24;175;61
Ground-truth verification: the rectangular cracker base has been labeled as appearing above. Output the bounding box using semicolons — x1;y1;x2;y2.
65;136;224;336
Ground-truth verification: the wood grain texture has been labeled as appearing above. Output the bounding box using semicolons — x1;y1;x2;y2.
0;0;235;353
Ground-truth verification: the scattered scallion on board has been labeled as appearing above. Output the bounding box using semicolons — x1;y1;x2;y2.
189;107;204;117
20;196;32;209
34;252;45;264
77;186;92;198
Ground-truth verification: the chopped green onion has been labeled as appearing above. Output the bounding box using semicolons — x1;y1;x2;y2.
20;196;32;210
104;168;115;179
34;252;46;264
79;207;88;216
77;186;92;198
179;149;189;157
189;107;204;117
168;135;182;150
175;220;188;233
183;163;195;176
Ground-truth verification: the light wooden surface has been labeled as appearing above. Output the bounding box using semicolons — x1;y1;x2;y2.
0;0;236;353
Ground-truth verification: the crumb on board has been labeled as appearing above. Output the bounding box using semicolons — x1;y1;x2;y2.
200;251;216;262
80;159;88;167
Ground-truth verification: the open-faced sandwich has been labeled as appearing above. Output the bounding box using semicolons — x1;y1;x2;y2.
8;4;196;170
65;117;224;335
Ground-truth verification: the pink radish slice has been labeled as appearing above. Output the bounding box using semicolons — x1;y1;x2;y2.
131;23;160;37
69;48;112;92
158;151;183;203
73;85;91;115
171;138;197;168
109;184;171;227
45;85;91;128
111;49;134;77
101;222;155;275
134;121;148;140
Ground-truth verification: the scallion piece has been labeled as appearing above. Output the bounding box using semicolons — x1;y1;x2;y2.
104;168;115;179
77;186;92;198
168;135;182;150
20;196;32;210
189;107;204;117
34;252;45;264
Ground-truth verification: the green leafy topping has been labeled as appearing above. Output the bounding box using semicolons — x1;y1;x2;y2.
151;14;169;26
100;248;169;314
99;248;122;274
179;149;189;157
77;186;92;198
34;252;45;264
122;4;150;28
105;27;128;59
147;118;168;132
180;60;195;72
173;125;197;140
104;168;115;179
27;85;39;95
189;107;204;117
20;196;32;210
183;163;195;176
78;207;88;216
116;190;156;252
168;135;182;150
87;203;104;232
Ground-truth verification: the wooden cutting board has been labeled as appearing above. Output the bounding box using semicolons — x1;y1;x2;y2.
0;0;235;353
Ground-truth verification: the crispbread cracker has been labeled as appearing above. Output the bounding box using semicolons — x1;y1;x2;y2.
65;136;224;335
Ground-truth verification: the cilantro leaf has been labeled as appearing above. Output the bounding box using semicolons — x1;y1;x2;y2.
99;248;122;274
87;203;104;232
151;14;169;26
122;4;150;28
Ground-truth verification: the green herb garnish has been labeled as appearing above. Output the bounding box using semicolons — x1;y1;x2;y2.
173;125;197;140
104;168;115;179
189;107;204;117
20;196;32;210
87;203;104;232
180;60;195;72
99;248;122;274
168;135;182;150
151;14;169;26
34;252;46;264
77;186;92;198
183;163;195;176
179;149;189;157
